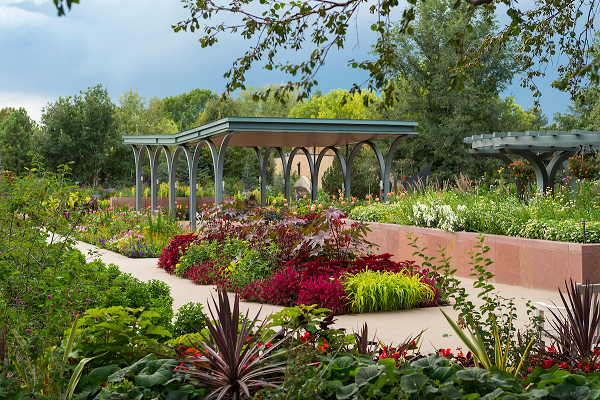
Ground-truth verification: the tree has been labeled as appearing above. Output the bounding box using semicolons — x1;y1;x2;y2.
172;0;600;108
288;89;380;119
116;89;179;136
163;88;215;131
35;85;120;186
0;108;35;174
385;0;538;182
194;86;291;189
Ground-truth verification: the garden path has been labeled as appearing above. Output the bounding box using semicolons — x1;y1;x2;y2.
75;240;564;354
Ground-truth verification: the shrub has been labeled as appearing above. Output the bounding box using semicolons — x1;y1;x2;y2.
343;270;434;313
185;260;231;288
71;306;172;369
298;276;348;315
228;243;278;289
173;302;207;336
262;264;302;307
238;279;270;303
157;233;198;274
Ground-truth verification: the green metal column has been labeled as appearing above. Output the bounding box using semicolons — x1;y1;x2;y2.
131;145;142;211
260;147;286;206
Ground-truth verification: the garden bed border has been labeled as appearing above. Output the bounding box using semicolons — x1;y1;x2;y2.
358;220;600;291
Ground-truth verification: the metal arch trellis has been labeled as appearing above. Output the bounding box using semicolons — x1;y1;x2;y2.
464;129;600;193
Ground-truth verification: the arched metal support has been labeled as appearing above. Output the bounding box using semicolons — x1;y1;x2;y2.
215;132;238;205
383;136;408;201
547;151;575;194
345;141;385;201
260;147;286;206
131;145;142;211
170;146;193;220
191;140;218;225
151;146;171;214
284;147;314;202
139;145;155;212
314;146;346;202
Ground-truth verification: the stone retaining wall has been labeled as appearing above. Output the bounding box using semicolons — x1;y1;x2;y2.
359;221;600;291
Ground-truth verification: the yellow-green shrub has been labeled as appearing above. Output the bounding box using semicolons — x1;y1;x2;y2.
343;271;434;313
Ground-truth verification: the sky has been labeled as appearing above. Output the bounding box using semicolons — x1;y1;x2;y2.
0;0;574;124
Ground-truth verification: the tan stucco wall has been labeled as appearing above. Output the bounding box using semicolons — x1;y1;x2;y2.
273;148;338;189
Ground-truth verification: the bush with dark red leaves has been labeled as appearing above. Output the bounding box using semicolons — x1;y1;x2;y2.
185;260;231;288
298;275;348;315
261;264;302;307
157;233;198;274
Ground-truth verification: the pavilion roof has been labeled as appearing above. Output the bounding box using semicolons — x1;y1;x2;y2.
122;117;418;148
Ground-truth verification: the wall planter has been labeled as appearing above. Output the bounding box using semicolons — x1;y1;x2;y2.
358;220;600;291
109;197;217;210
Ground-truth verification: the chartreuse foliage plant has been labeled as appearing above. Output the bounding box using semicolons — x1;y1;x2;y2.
343;271;434;313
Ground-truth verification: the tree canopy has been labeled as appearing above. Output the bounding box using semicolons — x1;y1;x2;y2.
35;85;121;186
171;0;600;107
0;108;35;174
163;88;215;131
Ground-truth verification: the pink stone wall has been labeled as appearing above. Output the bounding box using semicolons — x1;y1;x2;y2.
109;197;218;210
357;220;600;291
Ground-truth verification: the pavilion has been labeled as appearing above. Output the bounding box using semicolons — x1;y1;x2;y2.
122;117;418;224
465;129;600;193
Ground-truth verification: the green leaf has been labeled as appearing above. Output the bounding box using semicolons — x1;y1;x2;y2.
400;373;428;394
327;379;343;394
336;383;359;400
456;368;489;383
548;383;590;400
481;388;504;400
146;325;173;337
135;359;177;388
331;356;355;369
429;366;456;382
411;354;446;369
355;366;381;387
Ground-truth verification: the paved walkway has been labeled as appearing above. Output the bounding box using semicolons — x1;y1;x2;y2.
75;241;565;353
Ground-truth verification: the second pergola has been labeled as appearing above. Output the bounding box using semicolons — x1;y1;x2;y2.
123;117;418;224
465;129;600;193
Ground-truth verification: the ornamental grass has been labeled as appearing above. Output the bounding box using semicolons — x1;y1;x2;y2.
343;270;434;313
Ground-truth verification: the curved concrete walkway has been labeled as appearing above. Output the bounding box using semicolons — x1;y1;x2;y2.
75;240;565;353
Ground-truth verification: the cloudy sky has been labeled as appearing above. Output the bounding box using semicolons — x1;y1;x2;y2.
0;0;572;124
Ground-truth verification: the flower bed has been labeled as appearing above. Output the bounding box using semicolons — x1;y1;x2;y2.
348;185;600;243
72;206;187;257
157;200;442;314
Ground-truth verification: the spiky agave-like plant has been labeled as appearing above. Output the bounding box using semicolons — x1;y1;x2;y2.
547;279;600;361
176;289;290;400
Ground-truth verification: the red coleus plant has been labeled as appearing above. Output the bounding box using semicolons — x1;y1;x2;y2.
157;233;198;274
298;275;348;315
